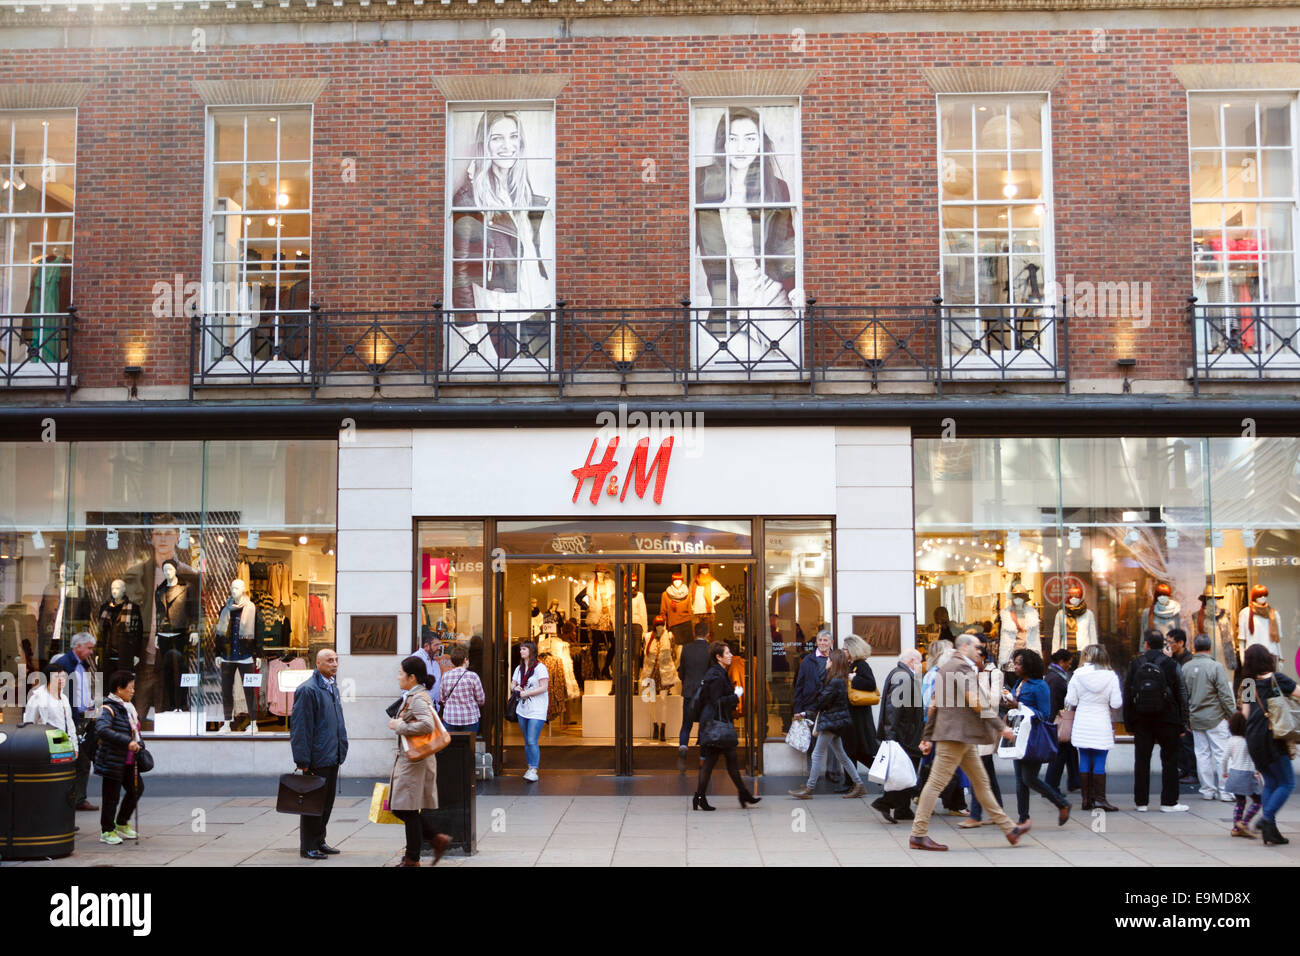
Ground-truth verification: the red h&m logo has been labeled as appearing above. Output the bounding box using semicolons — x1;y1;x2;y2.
571;436;674;505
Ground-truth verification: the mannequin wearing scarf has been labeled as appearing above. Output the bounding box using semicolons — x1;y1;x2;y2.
215;580;262;732
689;566;729;624
660;574;693;645
998;593;1040;667
1143;585;1182;640
1239;586;1282;661
1196;592;1238;673
1052;588;1098;653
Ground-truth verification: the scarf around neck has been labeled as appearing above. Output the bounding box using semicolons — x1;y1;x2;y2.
1248;601;1281;642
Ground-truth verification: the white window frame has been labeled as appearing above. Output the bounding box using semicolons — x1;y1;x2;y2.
688;96;804;373
936;93;1057;373
443;99;557;377
0;107;76;381
1186;90;1300;366
200;104;314;377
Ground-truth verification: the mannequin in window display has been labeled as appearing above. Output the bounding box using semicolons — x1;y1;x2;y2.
638;615;680;741
123;518;199;721
660;572;693;646
153;558;200;714
694;108;802;360
1051;585;1098;654
630;575;648;636
998;584;1040;668
95;579;143;674
587;568;616;680
529;598;543;639
1143;583;1182;642
542;599;564;636
0;602;37;679
214;578;262;734
1240;584;1283;667
37;562;92;661
689;564;730;634
450;110;553;368
1196;587;1238;674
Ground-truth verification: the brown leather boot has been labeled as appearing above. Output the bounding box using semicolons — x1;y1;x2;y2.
842;783;868;799
788;785;814;799
396;856;421;867
1092;773;1119;812
1079;772;1094;811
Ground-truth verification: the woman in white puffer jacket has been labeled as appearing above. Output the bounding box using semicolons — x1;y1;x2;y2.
1064;644;1123;813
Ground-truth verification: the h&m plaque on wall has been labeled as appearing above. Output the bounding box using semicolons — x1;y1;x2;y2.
350;615;398;655
852;615;901;656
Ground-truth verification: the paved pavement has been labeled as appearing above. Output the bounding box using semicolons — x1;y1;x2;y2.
7;771;1300;867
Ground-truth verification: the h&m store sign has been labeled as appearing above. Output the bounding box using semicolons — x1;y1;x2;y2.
572;436;674;506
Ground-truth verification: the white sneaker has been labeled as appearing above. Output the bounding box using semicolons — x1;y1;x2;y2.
1160;803;1189;813
99;830;123;845
217;722;232;735
1200;792;1217;801
1135;805;1149;812
523;768;539;782
1218;793;1235;803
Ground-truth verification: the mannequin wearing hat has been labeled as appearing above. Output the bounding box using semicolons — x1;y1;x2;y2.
660;572;693;647
1196;587;1238;673
1142;583;1182;640
1051;584;1097;653
998;584;1040;667
1239;584;1282;665
689;564;730;626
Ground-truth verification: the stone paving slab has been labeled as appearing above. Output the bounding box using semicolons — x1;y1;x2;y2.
8;780;1300;867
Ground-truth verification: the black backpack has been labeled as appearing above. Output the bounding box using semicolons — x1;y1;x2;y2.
1134;658;1170;715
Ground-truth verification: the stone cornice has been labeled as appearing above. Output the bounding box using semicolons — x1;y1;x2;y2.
2;0;1300;29
921;66;1065;92
193;76;328;102
675;69;817;97
0;82;92;107
1172;62;1300;88
433;73;570;100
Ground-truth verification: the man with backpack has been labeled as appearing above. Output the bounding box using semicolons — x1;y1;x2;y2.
1123;629;1191;812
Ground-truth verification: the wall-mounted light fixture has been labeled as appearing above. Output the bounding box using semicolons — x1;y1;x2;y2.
124;365;142;399
1117;357;1136;394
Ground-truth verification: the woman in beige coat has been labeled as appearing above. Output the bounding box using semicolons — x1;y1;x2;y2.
388;656;451;867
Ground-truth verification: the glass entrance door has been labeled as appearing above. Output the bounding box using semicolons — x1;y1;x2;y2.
501;561;622;775
623;561;753;773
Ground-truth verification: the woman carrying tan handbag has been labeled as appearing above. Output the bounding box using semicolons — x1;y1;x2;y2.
386;656;452;867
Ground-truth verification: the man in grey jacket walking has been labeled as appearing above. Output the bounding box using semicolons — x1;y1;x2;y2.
1182;633;1236;803
291;649;349;859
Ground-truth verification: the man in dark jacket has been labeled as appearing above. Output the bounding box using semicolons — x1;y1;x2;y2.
793;630;842;784
677;621;712;756
871;649;924;824
291;648;349;859
1044;649;1080;793
1167;628;1198;781
1123;629;1191;812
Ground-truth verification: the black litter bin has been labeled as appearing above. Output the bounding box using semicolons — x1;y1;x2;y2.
427;732;477;854
0;723;77;859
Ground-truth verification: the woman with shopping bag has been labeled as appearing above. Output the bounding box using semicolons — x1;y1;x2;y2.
385;656;452;867
1009;650;1071;826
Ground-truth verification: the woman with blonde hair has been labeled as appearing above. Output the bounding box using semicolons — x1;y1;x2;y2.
1064;642;1123;812
841;635;879;789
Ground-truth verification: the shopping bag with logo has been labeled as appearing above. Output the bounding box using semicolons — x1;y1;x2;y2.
996;707;1032;760
875;740;918;791
368;782;402;825
867;742;893;785
785;716;813;754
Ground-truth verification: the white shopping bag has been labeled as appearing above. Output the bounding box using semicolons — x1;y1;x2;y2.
867;743;892;785
996;706;1032;761
882;742;918;792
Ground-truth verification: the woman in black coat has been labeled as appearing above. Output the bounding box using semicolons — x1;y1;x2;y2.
841;635;880;791
93;670;143;845
790;649;867;799
692;642;761;811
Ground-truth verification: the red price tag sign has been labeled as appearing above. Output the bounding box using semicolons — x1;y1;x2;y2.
1044;574;1086;606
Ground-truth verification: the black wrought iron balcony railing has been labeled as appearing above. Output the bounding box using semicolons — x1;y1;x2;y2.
1188;297;1300;395
0;308;76;398
188;299;1070;396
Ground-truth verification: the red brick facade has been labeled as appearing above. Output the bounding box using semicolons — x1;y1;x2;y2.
3;25;1293;389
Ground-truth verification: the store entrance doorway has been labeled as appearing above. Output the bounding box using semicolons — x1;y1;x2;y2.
501;559;751;775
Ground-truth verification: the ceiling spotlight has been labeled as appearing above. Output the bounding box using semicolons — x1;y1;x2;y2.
298;534;309;545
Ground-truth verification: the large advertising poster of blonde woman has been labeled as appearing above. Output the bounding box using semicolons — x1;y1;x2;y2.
446;106;556;372
691;103;803;370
